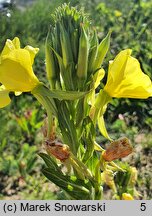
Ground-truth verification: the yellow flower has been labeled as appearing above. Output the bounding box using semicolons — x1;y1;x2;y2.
104;49;152;99
122;193;134;200
0;37;40;108
114;10;122;17
0;85;11;108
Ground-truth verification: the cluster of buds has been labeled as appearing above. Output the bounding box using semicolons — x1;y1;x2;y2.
45;4;110;91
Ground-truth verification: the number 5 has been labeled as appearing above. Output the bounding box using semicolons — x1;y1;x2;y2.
140;203;146;211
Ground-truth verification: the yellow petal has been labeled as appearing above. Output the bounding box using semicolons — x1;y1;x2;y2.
122;193;134;200
24;45;39;65
15;91;22;96
104;49;152;99
105;49;132;92
112;56;152;98
1;39;15;58
1;36;21;58
2;48;32;70
0;85;11;108
12;37;20;49
0;58;39;92
0;48;39;92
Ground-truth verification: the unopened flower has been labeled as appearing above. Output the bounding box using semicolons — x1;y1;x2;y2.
0;37;40;108
104;49;152;99
45;140;70;162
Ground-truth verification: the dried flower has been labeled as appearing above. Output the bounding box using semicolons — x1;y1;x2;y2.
103;137;133;162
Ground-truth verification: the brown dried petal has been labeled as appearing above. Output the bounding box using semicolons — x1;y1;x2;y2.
103;137;133;162
45;140;70;162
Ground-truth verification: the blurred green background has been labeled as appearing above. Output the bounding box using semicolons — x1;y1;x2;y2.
0;0;151;199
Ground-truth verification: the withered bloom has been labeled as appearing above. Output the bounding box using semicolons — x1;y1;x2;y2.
45;140;70;162
102;137;133;162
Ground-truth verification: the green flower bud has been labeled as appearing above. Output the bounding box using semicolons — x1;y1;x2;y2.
77;25;89;87
59;23;73;67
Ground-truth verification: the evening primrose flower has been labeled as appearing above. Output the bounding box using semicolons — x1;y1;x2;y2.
104;49;152;99
0;37;40;108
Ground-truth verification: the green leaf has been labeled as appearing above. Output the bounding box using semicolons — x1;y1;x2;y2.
92;30;111;70
86;151;99;176
38;152;62;174
49;89;88;100
42;167;92;199
33;84;88;101
82;117;96;163
57;101;79;153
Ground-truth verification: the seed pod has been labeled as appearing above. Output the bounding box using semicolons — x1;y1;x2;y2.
92;31;111;71
103;137;133;162
77;24;89;81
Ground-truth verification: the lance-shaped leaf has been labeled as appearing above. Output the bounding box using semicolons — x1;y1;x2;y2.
42;167;91;200
82;117;96;163
39;153;62;173
88;30;99;74
92;31;111;71
33;84;89;101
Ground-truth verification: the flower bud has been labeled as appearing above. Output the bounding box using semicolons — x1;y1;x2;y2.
77;25;89;83
59;23;73;68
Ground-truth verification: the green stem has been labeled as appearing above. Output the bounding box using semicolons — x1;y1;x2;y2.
31;84;57;138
